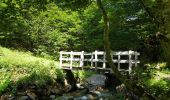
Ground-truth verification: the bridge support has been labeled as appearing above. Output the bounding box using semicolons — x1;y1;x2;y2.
64;70;77;91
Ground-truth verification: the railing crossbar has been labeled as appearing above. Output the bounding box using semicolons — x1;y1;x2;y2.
59;50;140;74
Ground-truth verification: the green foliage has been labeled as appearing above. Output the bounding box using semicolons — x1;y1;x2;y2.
54;0;91;10
0;1;83;59
162;42;170;67
0;46;58;94
73;70;97;80
0;0;155;57
0;74;11;94
112;93;125;100
56;68;65;82
136;63;170;99
27;3;82;58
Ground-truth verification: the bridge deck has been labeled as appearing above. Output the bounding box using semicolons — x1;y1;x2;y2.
61;66;112;73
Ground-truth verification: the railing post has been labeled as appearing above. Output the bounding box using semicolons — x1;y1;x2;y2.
70;51;73;69
129;50;132;74
59;51;62;69
95;50;98;71
118;52;120;71
135;51;138;67
103;52;106;69
80;51;84;67
91;53;93;66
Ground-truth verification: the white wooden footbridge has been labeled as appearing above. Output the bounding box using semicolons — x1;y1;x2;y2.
59;50;140;74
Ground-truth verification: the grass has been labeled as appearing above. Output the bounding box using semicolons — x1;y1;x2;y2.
137;63;170;99
0;46;59;94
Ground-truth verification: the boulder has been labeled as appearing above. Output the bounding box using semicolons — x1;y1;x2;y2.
76;83;84;89
86;74;106;92
74;96;88;100
17;92;26;96
18;96;29;100
0;95;8;100
87;94;97;100
50;88;61;94
116;84;126;94
26;90;37;100
64;84;72;92
86;74;106;86
50;95;55;99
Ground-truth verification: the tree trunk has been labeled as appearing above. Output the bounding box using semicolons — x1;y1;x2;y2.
64;70;77;91
96;0;155;99
96;0;126;82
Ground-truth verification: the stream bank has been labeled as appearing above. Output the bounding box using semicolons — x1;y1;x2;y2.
1;72;127;100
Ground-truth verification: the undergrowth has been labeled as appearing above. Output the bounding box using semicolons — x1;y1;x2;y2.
136;63;170;99
0;46;58;94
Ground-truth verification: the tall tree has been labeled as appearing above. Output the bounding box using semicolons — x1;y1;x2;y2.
96;0;156;99
138;0;170;65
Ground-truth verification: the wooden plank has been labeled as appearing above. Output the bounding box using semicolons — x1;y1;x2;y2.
70;51;73;69
135;51;138;67
112;51;136;55
59;50;140;74
61;52;71;54
61;66;111;70
80;51;84;67
61;58;139;63
72;52;82;55
118;52;120;71
118;69;129;72
91;54;93;66
59;51;62;68
95;51;105;55
95;50;98;71
128;50;132;74
84;53;92;55
103;52;106;68
60;58;80;61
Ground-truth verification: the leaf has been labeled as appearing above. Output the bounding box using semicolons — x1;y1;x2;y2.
0;2;7;9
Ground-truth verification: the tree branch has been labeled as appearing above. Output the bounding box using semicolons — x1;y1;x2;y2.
138;0;159;25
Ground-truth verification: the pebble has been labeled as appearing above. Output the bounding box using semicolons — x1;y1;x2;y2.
50;95;55;99
87;94;96;99
18;96;28;100
81;96;88;100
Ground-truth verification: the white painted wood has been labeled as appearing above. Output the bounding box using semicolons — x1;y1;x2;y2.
91;54;93;66
118;52;121;71
60;52;71;54
103;52;106;68
95;50;98;71
135;51;138;67
128;50;132;74
72;52;82;55
59;50;140;74
80;51;84;67
70;51;73;69
59;51;62;68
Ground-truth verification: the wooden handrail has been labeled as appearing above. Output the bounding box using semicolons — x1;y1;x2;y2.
59;50;140;74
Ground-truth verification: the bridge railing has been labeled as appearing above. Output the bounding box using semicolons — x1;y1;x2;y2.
59;50;140;74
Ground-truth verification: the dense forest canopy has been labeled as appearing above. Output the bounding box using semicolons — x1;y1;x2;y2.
1;0;169;61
